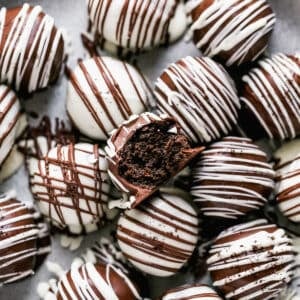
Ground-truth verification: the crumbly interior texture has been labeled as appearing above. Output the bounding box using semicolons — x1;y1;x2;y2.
118;121;191;188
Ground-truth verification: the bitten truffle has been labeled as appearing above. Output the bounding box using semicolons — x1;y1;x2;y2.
191;136;275;219
105;112;204;208
87;0;187;52
116;192;199;277
0;4;65;95
207;219;295;300
56;262;141;300
155;56;240;144
240;53;300;140
161;284;221;300
186;0;276;66
0;190;50;285
274;139;300;223
67;56;151;140
30;143;110;234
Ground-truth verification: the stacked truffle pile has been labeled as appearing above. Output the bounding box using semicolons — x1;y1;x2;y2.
2;0;300;299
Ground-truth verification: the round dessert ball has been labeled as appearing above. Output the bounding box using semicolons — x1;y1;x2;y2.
207;219;295;300
0;112;27;182
56;262;141;300
0;85;22;167
154;56;240;144
240;53;300;140
72;237;150;298
87;0;187;52
274;140;300;223
105;112;204;209
116;192;199;277
0;190;49;284
0;4;65;95
187;0;276;66
67;56;152;140
161;284;221;300
191;136;275;220
30;143;110;234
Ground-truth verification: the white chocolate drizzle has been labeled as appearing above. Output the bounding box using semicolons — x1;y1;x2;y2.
207;219;295;300
0;190;39;284
155;56;240;144
87;0;185;51
187;0;276;66
0;4;64;94
117;192;199;277
274;139;300;223
0;85;21;167
241;53;300;140
161;284;221;300
56;262;141;300
30;143;110;234
191;136;275;219
67;56;151;140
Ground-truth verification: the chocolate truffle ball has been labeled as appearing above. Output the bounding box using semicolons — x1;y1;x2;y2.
187;0;276;66
0;190;50;284
30;143;110;234
0;112;27;182
191;136;275;219
0;4;65;95
67;56;151;140
274;140;300;223
72;237;150;298
0;85;22;167
161;284;221;300
207;219;295;300
117;192;199;277
154;56;240;144
87;0;187;52
240;53;300;140
105;112;204;208
56;262;141;300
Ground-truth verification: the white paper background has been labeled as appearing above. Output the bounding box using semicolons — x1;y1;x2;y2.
0;0;299;299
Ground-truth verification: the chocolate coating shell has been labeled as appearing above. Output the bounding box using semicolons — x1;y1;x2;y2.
240;53;300;140
207;219;295;300
0;191;39;284
0;4;64;95
56;263;141;300
155;56;240;144
191;136;275;220
105;112;204;208
188;0;275;66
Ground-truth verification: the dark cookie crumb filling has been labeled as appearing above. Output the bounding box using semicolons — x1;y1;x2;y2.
118;121;191;188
